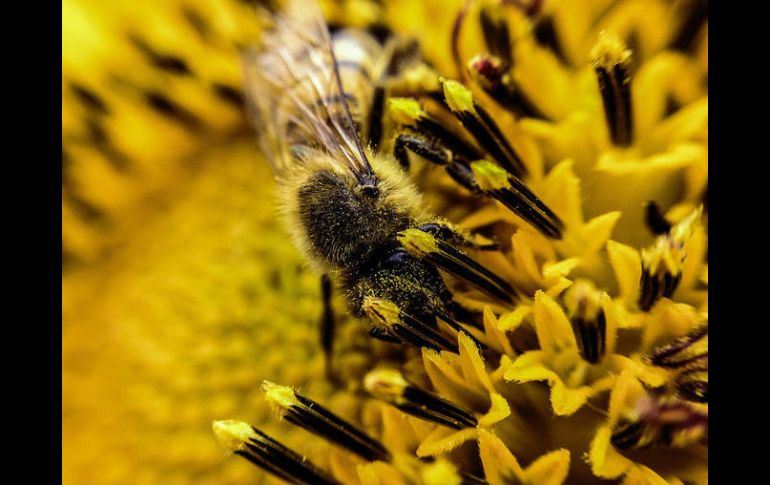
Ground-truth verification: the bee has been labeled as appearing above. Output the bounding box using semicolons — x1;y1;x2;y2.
241;0;535;368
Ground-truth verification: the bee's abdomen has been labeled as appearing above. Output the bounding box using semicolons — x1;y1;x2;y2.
348;250;454;325
298;170;410;269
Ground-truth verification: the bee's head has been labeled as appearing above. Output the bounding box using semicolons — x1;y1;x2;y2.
357;183;380;199
354;170;380;200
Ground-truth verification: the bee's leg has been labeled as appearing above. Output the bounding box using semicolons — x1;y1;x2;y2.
391;124;564;239
362;295;459;353
397;228;517;303
417;222;499;251
350;250;488;353
319;274;336;379
393;132;452;171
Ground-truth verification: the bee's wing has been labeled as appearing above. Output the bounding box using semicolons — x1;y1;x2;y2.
242;0;375;185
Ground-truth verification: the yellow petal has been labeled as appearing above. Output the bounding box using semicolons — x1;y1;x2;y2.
545;277;574;298
534;291;577;353
380;405;419;452
579;211;623;254
607;240;642;307
550;380;592;416
622;465;670;485
478;429;525;485
588;425;634;479
512;231;547;284
677;225;707;293
498;305;532;332
423;349;467;395
421;459;463;485
538;159;583;228
504;351;553;383
601;293;619;356
608;370;646;425
542;257;580;280
477;393;511;427
524;448;571;485
641;299;702;351
416;426;477;457
357;461;407;485
458;332;494;394
329;448;365;485
483;307;516;356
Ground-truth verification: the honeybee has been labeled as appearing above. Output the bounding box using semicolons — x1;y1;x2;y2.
242;0;535;365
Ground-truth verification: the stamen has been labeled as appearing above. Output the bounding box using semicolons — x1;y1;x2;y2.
394;133;451;169
563;280;607;364
532;15;568;64
364;369;478;430
644;200;672;235
479;5;513;66
648;324;708;369
398;228;516;302
638;207;702;310
441;78;528;177
468;55;546;119
675;366;708;403
612;395;708;450
591;30;634;147
669;0;708;53
211;420;340;485
451;0;473;80
364;297;459;352
388;97;484;161
470;160;564;238
435;309;488;350
368;326;404;344
262;381;392;462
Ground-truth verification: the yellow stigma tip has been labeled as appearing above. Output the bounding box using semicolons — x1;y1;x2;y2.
388;97;425;125
397;228;439;256
212;420;254;452
470;160;510;191
261;380;298;411
363;297;402;326
563;279;603;321
441;78;476;114
591;30;631;68
364;369;408;399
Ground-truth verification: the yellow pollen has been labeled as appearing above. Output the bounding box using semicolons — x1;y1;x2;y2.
441;78;476;113
590;30;632;69
397;228;439;256
470;160;511;191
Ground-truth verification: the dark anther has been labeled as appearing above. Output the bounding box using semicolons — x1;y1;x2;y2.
212;83;244;108
263;382;393;463
213;420;340;485
533;15;568;64
648;325;708;369
592;32;634;147
670;0;708;53
129;34;193;76
645;201;672;235
365;369;478;430
144;91;203;131
479;6;513;66
70;82;109;115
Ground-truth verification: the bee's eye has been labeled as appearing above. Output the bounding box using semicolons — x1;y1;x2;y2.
360;184;379;199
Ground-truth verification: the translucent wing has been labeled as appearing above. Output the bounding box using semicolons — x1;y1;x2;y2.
242;0;376;185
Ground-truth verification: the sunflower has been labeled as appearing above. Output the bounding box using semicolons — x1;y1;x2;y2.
62;0;707;484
